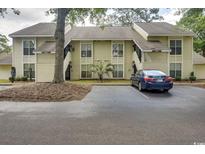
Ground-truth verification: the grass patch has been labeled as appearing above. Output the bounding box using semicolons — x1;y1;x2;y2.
0;79;10;83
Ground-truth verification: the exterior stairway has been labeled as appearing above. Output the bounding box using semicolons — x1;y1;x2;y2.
63;51;71;79
132;51;143;70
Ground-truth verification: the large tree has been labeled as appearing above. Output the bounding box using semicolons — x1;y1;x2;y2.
0;8;20;17
47;8;108;83
0;34;11;53
177;9;205;55
108;8;163;26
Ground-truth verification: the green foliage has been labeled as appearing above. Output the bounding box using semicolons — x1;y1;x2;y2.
175;76;182;81
21;76;28;81
108;8;163;26
0;8;20;17
91;60;113;82
47;8;108;26
47;8;162;26
0;34;11;53
13;76;28;82
189;72;197;82
177;9;205;54
9;77;15;83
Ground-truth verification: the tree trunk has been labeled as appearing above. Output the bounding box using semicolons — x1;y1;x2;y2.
53;8;67;83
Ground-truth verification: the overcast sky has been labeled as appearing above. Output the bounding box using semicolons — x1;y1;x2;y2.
0;8;182;44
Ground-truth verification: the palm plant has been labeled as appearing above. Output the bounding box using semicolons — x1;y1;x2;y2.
91;60;113;82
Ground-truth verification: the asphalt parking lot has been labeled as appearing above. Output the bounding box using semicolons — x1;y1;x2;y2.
0;85;205;144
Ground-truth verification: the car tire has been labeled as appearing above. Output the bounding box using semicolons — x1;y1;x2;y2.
138;82;143;91
164;89;169;93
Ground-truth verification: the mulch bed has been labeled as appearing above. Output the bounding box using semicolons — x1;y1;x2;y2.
0;83;91;102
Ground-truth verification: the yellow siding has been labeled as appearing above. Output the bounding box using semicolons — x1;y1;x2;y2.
36;53;55;82
12;38;23;76
194;64;205;79
93;41;111;62
70;41;80;80
70;40;134;80
143;52;169;74
0;65;11;79
124;41;134;79
183;36;193;78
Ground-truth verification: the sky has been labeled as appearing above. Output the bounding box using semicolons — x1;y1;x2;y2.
0;8;182;44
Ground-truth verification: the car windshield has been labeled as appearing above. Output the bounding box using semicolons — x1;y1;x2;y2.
143;70;166;76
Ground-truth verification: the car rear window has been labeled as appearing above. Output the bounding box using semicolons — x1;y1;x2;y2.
143;70;166;76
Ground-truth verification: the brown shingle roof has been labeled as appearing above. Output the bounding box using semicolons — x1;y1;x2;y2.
35;41;56;53
36;26;170;53
9;23;56;37
193;52;205;64
135;22;195;36
65;26;170;51
0;54;12;65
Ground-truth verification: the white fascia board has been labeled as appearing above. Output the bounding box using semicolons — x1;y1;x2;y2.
10;35;54;37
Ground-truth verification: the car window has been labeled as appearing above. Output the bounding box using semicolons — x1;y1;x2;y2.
144;70;166;76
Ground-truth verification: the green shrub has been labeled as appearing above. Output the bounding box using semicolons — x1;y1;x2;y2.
175;76;181;81
15;77;21;81
21;76;28;81
189;72;196;82
9;77;15;83
183;77;189;81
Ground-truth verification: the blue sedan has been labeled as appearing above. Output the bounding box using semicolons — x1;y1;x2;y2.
131;70;173;92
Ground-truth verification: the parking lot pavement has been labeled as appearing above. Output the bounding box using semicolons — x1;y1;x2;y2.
0;86;205;144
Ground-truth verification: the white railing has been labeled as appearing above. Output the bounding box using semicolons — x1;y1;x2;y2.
63;51;71;77
132;51;143;70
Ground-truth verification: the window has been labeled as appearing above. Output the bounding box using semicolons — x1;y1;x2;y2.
81;64;92;78
113;64;123;78
23;40;35;55
112;43;123;57
81;44;92;57
170;63;181;78
170;40;182;55
24;64;35;79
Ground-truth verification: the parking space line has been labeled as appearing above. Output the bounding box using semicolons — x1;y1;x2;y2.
136;90;150;100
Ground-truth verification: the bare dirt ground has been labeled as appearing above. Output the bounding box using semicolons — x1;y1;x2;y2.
0;83;91;102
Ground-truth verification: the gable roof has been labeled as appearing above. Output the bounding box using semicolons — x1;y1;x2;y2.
0;54;12;65
193;52;205;64
11;22;195;53
35;26;170;53
64;26;170;51
9;23;56;37
135;22;195;36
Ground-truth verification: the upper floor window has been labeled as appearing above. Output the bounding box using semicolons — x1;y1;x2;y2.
23;40;35;55
112;43;123;57
81;44;92;57
170;40;182;55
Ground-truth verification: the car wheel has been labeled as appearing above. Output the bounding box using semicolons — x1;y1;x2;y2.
164;89;169;93
138;82;143;91
131;80;134;86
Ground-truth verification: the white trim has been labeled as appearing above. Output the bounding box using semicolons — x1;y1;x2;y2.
111;41;125;79
148;34;195;37
71;38;133;41
21;38;36;79
168;37;183;78
167;52;170;76
10;35;54;38
80;41;93;79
